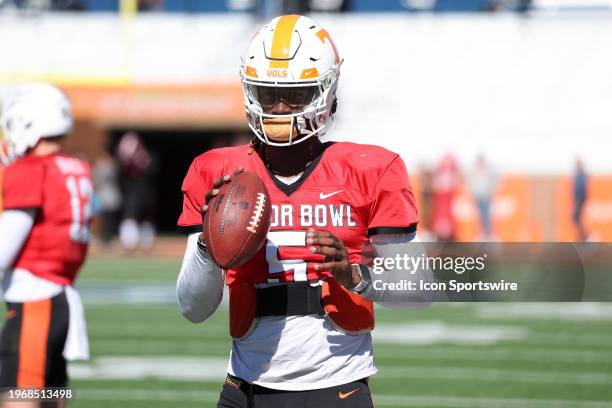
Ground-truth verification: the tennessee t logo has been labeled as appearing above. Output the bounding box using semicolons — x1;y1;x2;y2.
316;29;340;64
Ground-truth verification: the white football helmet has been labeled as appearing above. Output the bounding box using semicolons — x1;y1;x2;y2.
240;15;342;146
0;83;73;164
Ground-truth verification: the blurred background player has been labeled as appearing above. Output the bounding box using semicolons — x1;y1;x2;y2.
176;14;431;408
572;157;589;241
0;83;91;407
431;153;460;241
92;151;122;246
468;154;497;240
117;131;158;252
417;162;434;241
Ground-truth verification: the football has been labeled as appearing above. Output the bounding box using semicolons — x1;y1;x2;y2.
203;171;272;269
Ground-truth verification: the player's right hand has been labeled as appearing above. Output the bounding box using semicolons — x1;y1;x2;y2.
200;167;244;219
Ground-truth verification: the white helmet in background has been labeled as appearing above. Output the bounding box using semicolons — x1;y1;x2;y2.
0;83;73;164
240;15;342;146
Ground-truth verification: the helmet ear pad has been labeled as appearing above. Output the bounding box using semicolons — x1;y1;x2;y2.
331;97;338;115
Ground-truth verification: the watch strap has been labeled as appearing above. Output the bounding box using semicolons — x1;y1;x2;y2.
197;234;208;253
351;264;372;295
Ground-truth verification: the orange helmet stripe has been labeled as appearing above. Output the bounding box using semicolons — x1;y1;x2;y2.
316;29;340;64
269;15;300;69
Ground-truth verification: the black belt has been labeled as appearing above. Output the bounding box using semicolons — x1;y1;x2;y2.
225;373;369;396
255;282;324;317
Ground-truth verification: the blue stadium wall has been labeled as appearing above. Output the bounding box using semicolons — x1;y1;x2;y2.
83;0;490;13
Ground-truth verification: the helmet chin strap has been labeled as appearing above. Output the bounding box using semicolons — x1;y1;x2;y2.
257;130;324;177
0;142;11;165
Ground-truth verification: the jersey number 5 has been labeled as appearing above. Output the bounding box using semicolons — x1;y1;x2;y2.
266;230;308;282
66;176;93;244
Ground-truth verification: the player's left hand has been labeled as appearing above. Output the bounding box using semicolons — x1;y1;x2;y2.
306;228;360;290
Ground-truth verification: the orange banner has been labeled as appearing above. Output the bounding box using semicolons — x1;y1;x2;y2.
63;83;245;129
414;174;612;242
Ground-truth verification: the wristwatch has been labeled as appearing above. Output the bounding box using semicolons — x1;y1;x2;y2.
196;234;208;253
350;264;372;295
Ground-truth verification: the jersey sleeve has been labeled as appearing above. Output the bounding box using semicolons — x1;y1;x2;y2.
367;155;418;235
177;160;208;233
2;160;45;210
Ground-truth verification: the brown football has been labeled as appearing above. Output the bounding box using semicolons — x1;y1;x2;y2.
203;171;271;269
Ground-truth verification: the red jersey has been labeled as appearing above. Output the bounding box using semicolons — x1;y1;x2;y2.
2;154;93;285
178;142;418;286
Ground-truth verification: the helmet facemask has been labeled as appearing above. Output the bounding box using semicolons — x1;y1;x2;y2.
241;61;341;147
0;114;27;165
240;15;342;147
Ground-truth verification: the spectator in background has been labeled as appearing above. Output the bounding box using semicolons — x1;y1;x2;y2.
138;0;162;11
431;153;460;241
92;151;122;246
486;0;504;11
468;154;497;240
517;0;531;14
486;0;530;13
573;158;588;241
418;163;434;241
117;132;158;252
51;0;85;11
1;0;85;11
256;0;308;18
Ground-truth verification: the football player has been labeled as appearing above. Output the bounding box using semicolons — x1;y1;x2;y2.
0;84;92;408
177;15;432;408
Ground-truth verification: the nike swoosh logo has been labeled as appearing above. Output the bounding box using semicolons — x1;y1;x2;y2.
338;388;360;399
319;190;343;200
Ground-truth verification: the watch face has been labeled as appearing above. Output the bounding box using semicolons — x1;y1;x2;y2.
358;264;372;283
352;265;373;294
351;265;371;294
356;282;369;294
197;238;208;252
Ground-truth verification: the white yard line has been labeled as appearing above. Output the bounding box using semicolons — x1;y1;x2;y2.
527;333;612;348
69;356;228;381
476;303;612;321
374;347;612;364
378;366;612;385
373;322;529;345
70;357;612;385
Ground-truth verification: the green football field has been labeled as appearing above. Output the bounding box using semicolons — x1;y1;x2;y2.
29;256;612;407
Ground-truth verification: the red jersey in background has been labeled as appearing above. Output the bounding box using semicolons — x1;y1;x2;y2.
2;154;93;285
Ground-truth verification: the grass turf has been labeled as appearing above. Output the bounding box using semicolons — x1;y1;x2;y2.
7;256;612;407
